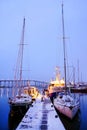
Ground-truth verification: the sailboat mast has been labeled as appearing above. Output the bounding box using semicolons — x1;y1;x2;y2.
14;18;25;81
20;18;25;81
61;3;67;88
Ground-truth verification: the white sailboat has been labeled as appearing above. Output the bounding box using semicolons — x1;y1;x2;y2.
53;3;80;119
9;18;32;109
54;92;79;119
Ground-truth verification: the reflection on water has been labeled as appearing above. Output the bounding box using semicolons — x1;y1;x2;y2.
56;109;80;130
0;95;10;130
79;94;87;130
0;88;29;130
0;87;20;98
0;88;87;130
8;109;26;130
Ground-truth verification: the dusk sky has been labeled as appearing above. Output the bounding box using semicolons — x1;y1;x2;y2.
0;0;87;83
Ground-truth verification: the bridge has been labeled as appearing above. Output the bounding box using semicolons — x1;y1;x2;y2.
0;79;49;90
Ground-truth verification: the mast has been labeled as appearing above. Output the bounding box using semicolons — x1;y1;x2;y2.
19;18;25;81
12;18;25;97
14;18;25;81
61;3;67;88
77;60;79;85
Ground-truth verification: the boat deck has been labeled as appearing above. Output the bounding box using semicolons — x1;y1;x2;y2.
16;97;65;130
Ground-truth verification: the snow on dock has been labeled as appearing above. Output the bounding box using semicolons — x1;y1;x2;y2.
16;97;65;130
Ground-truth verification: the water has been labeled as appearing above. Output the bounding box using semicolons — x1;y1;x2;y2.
0;88;87;130
0;88;28;130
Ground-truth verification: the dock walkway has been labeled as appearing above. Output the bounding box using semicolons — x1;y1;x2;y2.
16;97;65;130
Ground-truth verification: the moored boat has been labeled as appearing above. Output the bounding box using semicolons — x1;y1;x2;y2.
53;3;80;119
9;93;32;109
54;92;79;119
71;86;87;93
8;18;32;110
24;86;39;100
48;66;65;99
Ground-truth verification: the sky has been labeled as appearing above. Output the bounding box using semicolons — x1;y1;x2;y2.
0;0;87;83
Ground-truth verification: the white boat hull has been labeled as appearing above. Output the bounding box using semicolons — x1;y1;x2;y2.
9;93;32;108
54;97;79;119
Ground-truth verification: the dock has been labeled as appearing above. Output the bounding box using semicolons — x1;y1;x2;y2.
16;97;65;130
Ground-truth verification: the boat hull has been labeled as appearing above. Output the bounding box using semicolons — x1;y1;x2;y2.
8;93;32;111
48;87;64;100
54;98;79;119
71;87;87;93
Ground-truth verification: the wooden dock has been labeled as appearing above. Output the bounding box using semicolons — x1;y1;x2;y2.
16;97;65;130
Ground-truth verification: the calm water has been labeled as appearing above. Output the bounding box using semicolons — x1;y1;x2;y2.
0;88;87;130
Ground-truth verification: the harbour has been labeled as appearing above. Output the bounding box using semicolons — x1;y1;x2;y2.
0;87;87;130
16;96;65;130
1;1;87;130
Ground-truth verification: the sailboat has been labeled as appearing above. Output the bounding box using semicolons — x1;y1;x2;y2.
53;3;80;119
8;18;32;109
